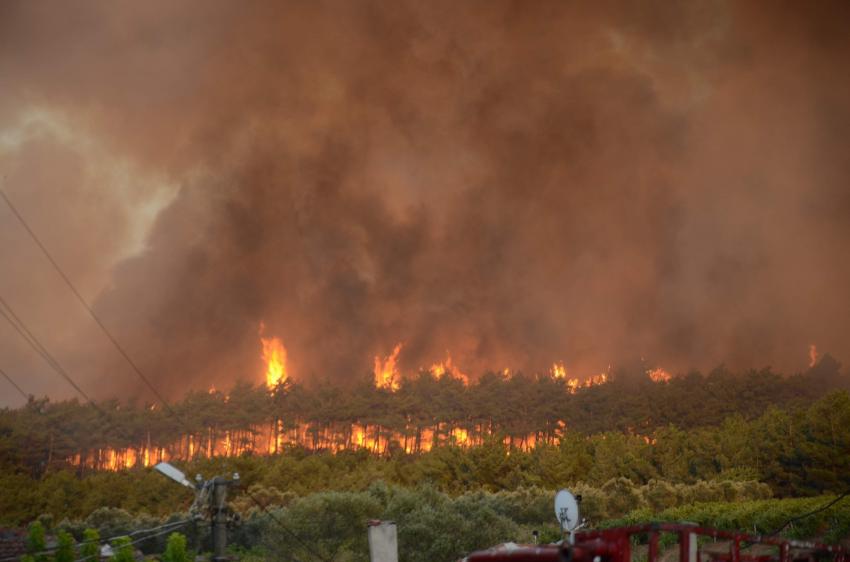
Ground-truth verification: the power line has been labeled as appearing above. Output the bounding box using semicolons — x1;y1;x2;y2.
0;364;29;402
0;296;98;405
244;489;331;562
0;188;187;428
0;518;194;562
2;188;330;562
768;490;850;536
0;295;147;454
72;518;194;562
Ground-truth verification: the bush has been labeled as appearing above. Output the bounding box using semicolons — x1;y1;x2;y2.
55;530;75;562
112;536;134;562
79;528;100;561
25;521;47;562
162;532;190;562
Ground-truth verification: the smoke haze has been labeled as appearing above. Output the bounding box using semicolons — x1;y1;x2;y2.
1;1;849;404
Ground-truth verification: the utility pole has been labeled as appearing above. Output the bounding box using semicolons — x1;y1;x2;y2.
209;474;239;562
154;463;240;562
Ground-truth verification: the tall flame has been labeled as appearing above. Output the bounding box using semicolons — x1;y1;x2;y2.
374;343;402;391
262;335;288;389
550;362;567;379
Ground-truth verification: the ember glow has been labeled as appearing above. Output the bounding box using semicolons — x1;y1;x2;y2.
374;343;402;391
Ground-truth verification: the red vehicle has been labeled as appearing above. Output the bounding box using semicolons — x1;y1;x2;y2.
465;523;847;562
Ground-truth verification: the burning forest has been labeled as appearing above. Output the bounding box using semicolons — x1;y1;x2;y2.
65;335;624;471
2;338;842;473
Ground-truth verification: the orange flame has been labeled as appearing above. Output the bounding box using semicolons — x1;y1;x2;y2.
451;427;470;445
647;368;672;383
550;362;567;379
374;343;402;391
552;362;609;393
430;354;470;385
261;335;288;389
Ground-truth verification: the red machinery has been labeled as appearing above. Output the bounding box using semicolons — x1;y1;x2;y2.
465;523;847;562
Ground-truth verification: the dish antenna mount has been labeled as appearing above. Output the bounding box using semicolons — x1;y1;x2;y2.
554;489;585;544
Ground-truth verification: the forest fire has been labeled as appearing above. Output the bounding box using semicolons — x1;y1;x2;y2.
56;354;846;473
374;343;402;391
63;334;798;473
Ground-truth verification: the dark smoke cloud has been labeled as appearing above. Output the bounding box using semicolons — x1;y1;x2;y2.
1;1;849;403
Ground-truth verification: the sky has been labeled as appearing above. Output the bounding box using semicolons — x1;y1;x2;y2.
1;1;849;406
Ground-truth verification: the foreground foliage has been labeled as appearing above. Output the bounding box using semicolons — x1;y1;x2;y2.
614;495;850;543
21;483;847;562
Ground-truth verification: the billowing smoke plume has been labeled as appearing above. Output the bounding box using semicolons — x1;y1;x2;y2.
1;1;849;403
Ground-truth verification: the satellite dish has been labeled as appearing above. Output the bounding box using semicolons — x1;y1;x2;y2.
554;489;580;531
154;462;195;489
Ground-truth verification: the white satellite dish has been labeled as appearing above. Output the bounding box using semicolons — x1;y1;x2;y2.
554;489;580;532
154;462;195;489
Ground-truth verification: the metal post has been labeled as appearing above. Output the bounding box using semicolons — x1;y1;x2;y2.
648;531;659;562
679;530;690;562
211;477;229;562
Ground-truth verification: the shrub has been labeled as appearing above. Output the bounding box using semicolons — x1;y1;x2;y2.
162;532;189;562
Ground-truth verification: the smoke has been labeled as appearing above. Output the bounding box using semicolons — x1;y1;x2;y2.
1;0;849;403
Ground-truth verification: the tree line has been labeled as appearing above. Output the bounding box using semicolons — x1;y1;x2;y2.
0;355;846;475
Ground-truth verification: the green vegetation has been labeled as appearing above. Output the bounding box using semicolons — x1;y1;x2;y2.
25;521;47;562
162;532;190;562
611;495;850;543
79;528;100;561
53;530;75;562
10;484;848;562
111;535;134;562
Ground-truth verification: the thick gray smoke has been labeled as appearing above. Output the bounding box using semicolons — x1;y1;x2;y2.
1;1;849;403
